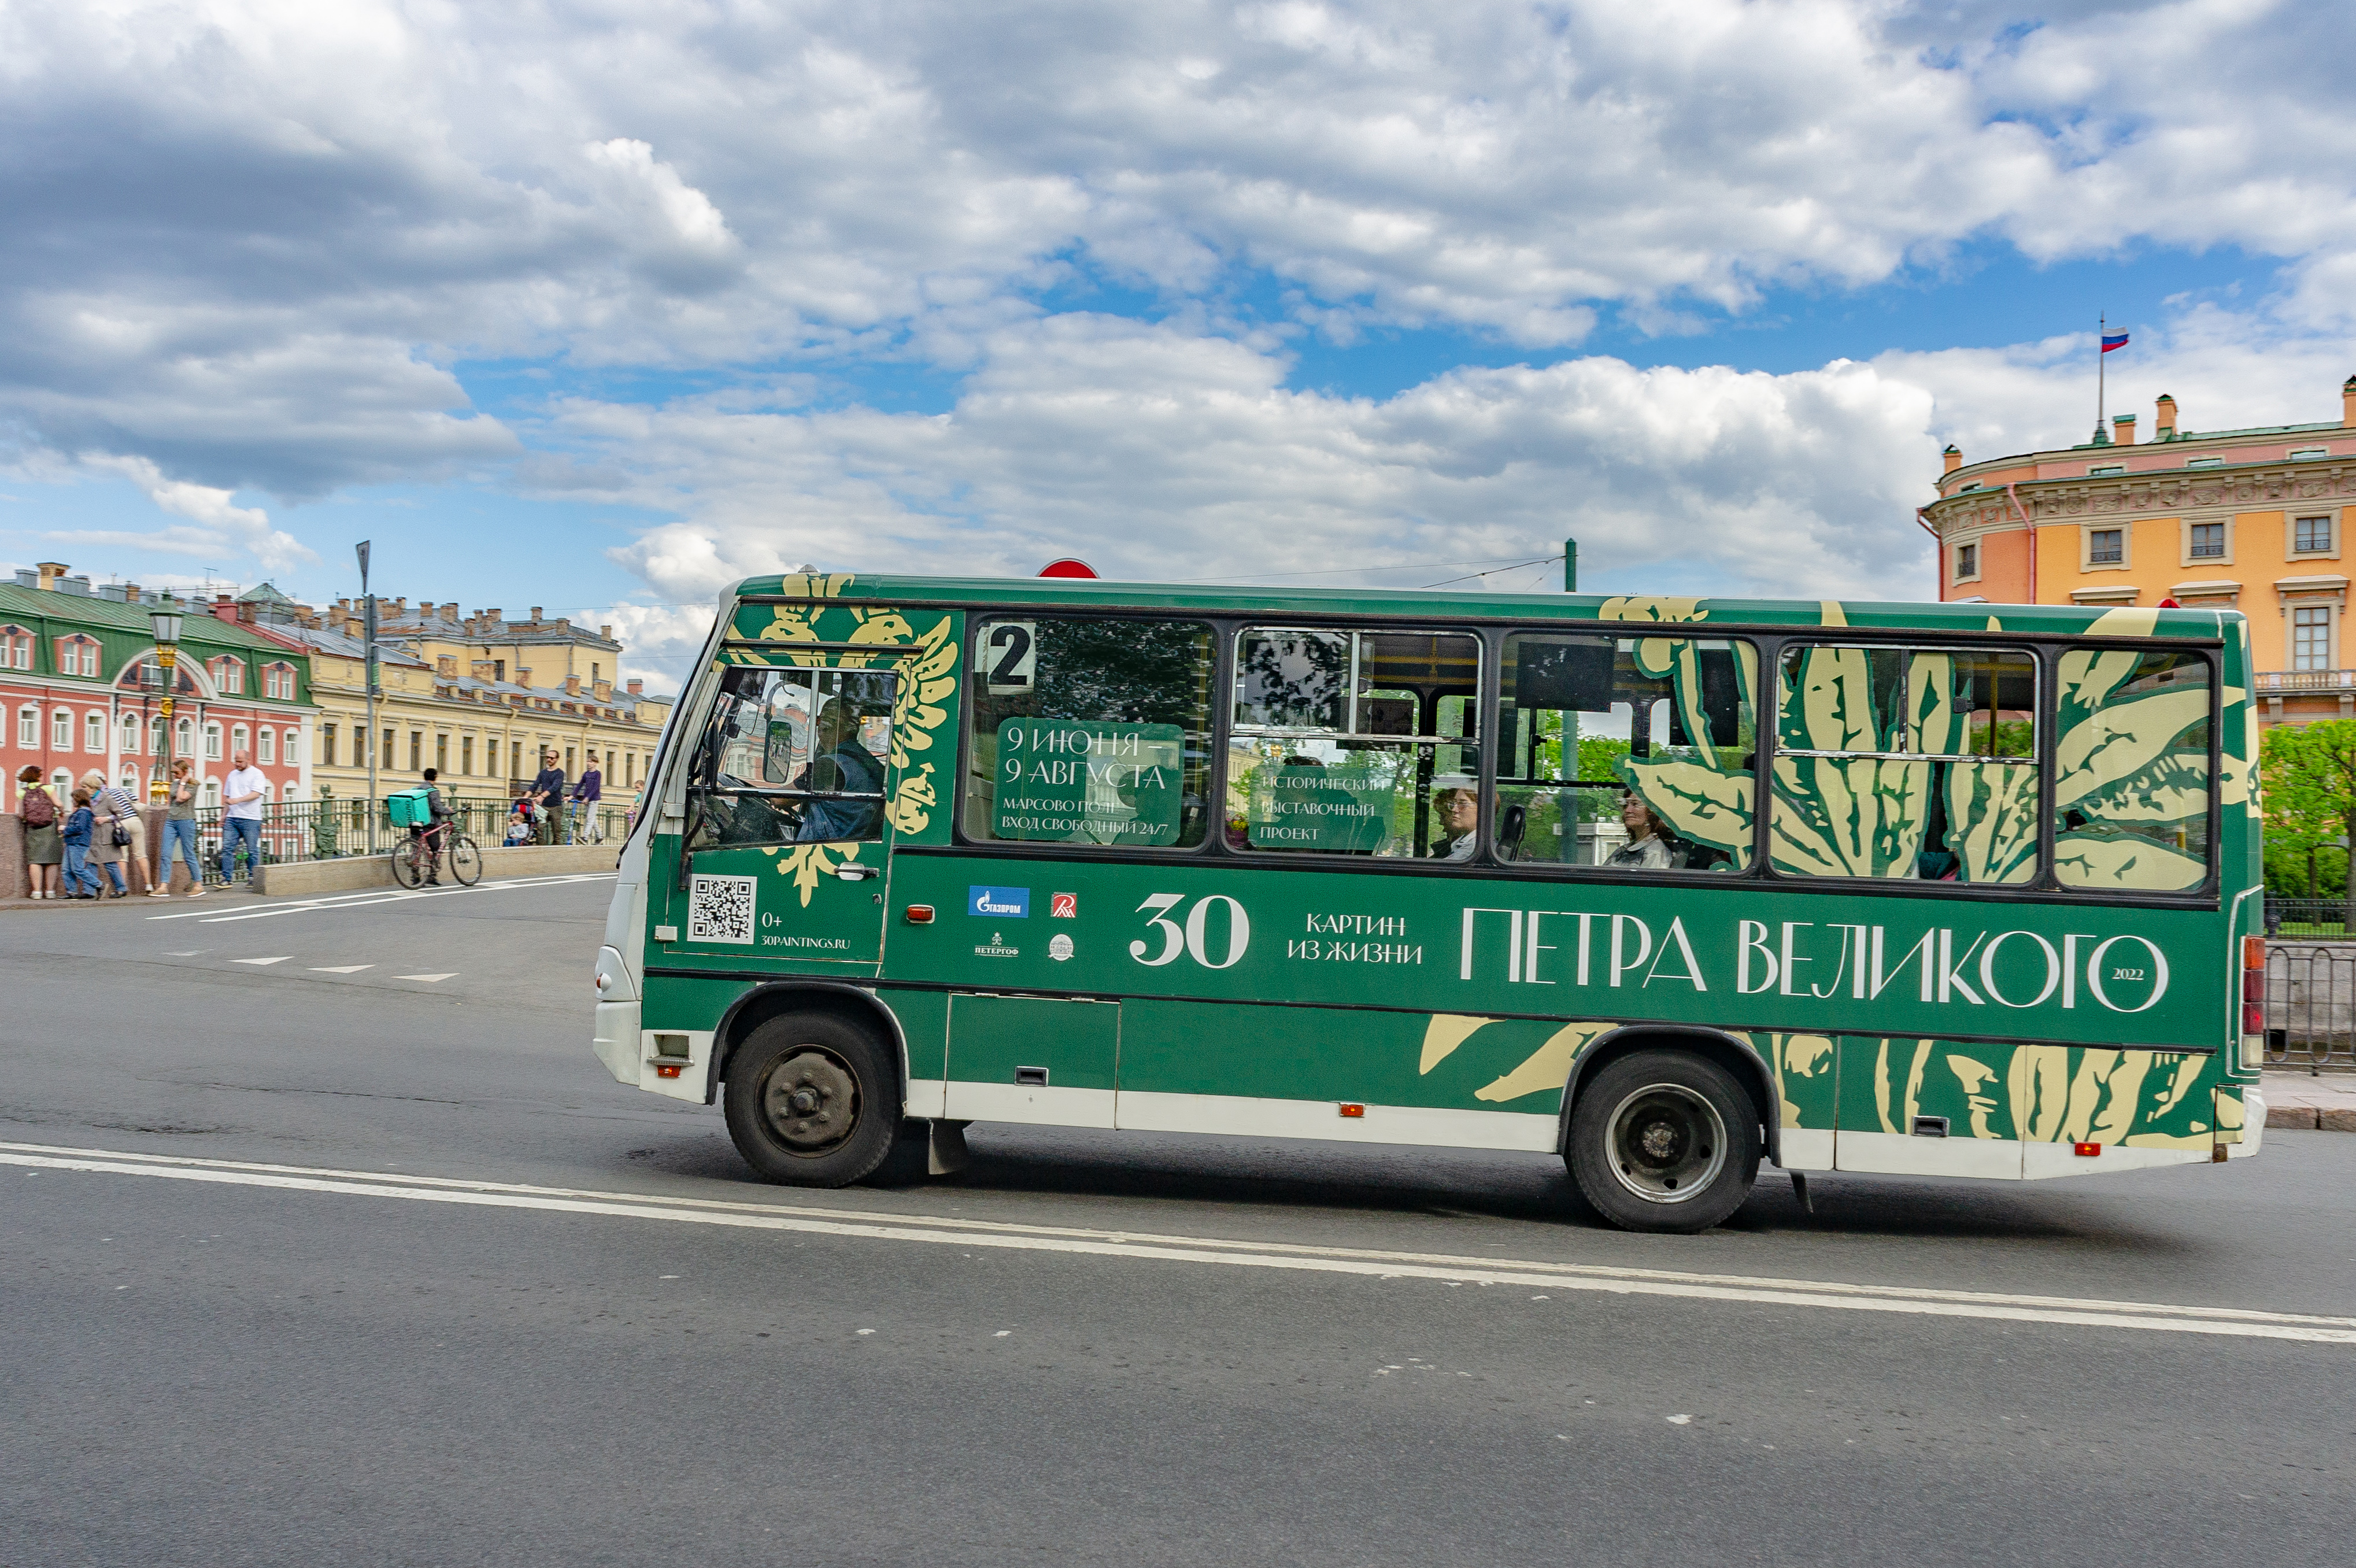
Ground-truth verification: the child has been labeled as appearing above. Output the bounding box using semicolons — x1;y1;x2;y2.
61;789;101;898
505;801;534;846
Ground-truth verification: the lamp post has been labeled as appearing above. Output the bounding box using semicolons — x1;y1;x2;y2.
149;602;184;803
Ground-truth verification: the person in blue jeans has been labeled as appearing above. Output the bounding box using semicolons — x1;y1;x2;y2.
219;749;268;885
162;758;206;896
61;790;102;898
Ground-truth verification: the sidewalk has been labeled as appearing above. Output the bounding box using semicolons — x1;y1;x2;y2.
2263;1069;2356;1131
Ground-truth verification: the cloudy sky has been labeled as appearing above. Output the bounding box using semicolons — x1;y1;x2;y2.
3;0;2351;681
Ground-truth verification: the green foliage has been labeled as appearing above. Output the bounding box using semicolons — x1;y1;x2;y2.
1576;735;1629;783
2259;719;2356;895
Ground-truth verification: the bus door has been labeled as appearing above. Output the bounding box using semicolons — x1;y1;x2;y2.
657;660;902;968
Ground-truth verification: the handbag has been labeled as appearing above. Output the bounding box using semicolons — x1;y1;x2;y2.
112;820;135;848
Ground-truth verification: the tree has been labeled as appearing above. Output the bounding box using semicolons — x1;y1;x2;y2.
2259;719;2356;924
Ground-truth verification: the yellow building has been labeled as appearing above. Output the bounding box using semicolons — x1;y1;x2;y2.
243;591;673;807
1926;375;2356;726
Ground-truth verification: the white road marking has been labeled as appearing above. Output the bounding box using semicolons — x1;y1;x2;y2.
309;965;374;974
165;951;204;957
230;956;291;966
396;973;457;983
143;873;616;925
2;1140;2351;1346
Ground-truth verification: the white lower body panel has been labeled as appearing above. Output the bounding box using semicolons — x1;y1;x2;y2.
1837;1131;2024;1179
1776;1128;1834;1172
944;1081;1116;1129
1113;1090;1557;1151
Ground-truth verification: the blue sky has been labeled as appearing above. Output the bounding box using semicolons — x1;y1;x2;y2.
2;1;2350;682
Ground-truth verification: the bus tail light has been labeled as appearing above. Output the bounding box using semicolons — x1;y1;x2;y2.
905;904;935;924
1338;1103;1365;1118
2242;937;2267;1039
2074;1142;2101;1157
654;1063;683;1079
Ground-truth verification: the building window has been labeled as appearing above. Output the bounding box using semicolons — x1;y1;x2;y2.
84;712;105;752
284;730;301;764
214;659;243;694
258;728;276;764
2296;516;2334;553
408;731;421;771
176;718;194;755
204;722;223;760
57;637;99;678
1;630;29;670
511;741;522;779
150;716;166;756
2088;528;2124;564
2089;464;2125;478
461;737;474;775
120;712;141;753
2290;446;2329;460
2188;522;2225;559
2185;456;2222;469
321;724;337;767
435;734;448;772
17;706;36;749
202;780;219;808
2294;607;2333;672
51;709;72;749
383;729;394;768
231;724;249;757
1954;542;1978;580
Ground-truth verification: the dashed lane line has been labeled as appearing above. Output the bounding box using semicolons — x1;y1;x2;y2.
230;956;291;966
308;965;373;974
396;973;457;983
143;873;616;925
4;1140;2352;1347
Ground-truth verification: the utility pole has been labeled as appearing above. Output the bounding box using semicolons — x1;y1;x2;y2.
1563;538;1578;593
358;541;378;848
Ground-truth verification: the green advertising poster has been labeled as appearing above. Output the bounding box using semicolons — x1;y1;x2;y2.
1249;763;1395;852
994;719;1185;845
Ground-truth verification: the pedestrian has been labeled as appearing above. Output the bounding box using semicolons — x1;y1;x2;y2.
219;749;268;886
570;750;602;842
18;765;62;899
84;770;142;898
162;758;205;897
61;788;101;898
530;747;566;845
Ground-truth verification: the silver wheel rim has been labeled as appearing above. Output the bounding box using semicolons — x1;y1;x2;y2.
759;1047;860;1157
1604;1083;1728;1205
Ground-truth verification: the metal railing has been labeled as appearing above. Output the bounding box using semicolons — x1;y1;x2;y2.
2265;942;2356;1074
2265;898;2356;937
179;796;633;885
2255;670;2356;693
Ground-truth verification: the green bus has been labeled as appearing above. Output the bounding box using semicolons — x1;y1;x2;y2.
591;571;2267;1232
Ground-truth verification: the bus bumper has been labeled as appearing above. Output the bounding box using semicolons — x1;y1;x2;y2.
594;1000;641;1086
2228;1087;2265;1159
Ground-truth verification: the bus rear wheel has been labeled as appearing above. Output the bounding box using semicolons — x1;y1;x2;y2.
723;1013;898;1188
1566;1049;1760;1234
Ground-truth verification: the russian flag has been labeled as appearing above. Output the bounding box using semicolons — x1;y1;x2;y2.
2101;331;2130;353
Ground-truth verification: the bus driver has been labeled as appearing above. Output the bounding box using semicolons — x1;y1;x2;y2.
792;697;886;841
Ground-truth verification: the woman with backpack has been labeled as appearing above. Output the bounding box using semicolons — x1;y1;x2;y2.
17;766;62;899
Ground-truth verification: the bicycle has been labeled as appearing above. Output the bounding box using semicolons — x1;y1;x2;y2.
565;804;605;846
391;820;481;889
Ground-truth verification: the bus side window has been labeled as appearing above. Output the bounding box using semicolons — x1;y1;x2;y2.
1495;633;1755;871
1232;628;1480;859
2052;648;2210;890
963;616;1215;849
1770;645;2037;883
687;665;896;849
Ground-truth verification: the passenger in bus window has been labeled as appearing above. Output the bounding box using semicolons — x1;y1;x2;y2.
1603;792;1674;870
1430;783;1478;860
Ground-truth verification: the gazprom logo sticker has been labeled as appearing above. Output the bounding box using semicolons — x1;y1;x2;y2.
970;886;1030;919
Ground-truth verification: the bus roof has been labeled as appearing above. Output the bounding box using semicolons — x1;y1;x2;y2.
728;571;2237;641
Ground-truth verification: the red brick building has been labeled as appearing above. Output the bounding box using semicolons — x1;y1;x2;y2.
1;564;315;812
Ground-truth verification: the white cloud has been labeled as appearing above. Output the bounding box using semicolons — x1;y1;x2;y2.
584;315;1940;603
82;454;319;571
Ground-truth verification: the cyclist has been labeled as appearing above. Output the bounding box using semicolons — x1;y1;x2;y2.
414;767;454;885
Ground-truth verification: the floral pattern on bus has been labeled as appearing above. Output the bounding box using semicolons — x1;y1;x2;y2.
732;574;963;902
1836;1037;2218;1148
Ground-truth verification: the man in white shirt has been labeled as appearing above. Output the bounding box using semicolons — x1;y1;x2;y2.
219;750;269;885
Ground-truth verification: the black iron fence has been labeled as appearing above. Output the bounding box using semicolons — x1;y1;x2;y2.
2265;942;2356;1074
2266;898;2356;937
176;794;633;886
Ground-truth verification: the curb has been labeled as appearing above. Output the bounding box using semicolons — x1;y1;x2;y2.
2267;1105;2356;1131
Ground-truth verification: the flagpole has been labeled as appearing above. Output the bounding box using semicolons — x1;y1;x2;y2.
2096;313;2107;443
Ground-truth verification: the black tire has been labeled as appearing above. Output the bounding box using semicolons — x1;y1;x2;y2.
390;840;423;889
722;1012;899;1188
1566;1049;1761;1234
448;836;481;886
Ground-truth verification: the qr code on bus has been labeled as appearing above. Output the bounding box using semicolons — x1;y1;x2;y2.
687;874;759;945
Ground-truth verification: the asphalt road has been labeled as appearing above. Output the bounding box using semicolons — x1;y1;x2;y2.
4;877;2353;1567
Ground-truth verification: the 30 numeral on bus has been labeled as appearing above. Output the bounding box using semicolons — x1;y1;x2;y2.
1130;893;1251;970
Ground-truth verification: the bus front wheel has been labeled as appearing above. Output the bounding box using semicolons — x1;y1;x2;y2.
1566;1049;1760;1234
723;1014;898;1188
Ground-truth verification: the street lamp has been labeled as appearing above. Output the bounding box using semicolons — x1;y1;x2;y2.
150;603;184;803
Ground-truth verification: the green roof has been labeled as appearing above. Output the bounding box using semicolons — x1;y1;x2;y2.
0;583;292;652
